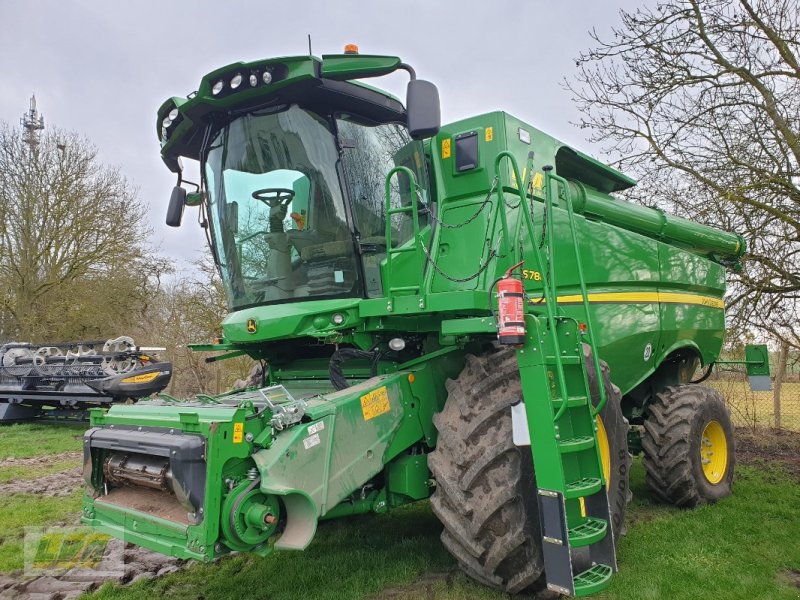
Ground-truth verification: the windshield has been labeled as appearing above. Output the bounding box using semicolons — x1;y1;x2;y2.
205;106;360;309
337;116;430;297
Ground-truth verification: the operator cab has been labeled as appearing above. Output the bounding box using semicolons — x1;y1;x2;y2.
204;105;430;309
161;53;440;312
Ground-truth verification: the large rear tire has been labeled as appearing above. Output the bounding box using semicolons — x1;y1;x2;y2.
642;384;735;507
428;346;630;593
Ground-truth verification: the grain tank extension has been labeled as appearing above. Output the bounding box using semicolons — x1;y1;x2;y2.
81;49;760;596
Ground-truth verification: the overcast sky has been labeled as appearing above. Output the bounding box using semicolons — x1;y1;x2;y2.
0;0;640;272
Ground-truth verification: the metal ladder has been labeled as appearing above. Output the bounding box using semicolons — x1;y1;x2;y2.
493;152;617;597
382;165;426;301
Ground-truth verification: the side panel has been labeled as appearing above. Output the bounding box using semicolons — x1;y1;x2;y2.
657;243;726;366
529;204;663;395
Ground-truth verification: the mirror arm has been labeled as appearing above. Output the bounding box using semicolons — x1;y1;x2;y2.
181;179;201;192
398;63;417;80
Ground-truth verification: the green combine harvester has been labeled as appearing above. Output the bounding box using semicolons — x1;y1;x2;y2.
81;47;768;596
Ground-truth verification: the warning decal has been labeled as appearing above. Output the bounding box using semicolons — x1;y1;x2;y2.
360;386;391;421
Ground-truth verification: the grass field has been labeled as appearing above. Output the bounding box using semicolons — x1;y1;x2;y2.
85;456;799;600
711;379;800;431
0;424;85;573
1;423;798;599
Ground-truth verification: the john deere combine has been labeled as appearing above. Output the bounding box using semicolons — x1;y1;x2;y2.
81;48;762;596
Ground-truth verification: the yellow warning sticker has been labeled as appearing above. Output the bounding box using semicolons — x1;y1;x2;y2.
531;172;544;194
441;138;451;159
360;386;391;421
121;371;160;384
485;127;493;142
233;422;244;444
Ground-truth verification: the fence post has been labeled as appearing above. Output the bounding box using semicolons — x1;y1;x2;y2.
773;341;789;430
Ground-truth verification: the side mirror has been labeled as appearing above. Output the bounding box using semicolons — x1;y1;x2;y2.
406;79;441;140
166;186;186;227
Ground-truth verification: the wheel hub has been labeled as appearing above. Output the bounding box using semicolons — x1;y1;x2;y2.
700;420;728;484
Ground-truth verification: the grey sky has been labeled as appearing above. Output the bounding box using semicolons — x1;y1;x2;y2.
0;0;639;270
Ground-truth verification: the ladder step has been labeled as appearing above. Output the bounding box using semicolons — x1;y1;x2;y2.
568;517;607;548
558;435;595;453
564;477;602;499
572;563;614;597
552;395;589;409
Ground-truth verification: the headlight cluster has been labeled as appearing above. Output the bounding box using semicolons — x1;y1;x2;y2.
211;68;274;97
161;107;180;129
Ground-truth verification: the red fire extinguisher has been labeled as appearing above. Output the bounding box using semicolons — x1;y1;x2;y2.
496;261;526;346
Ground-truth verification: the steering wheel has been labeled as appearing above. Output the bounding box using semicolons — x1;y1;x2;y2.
252;188;295;208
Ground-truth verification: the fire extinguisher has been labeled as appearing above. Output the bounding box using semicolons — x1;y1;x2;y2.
496;261;526;346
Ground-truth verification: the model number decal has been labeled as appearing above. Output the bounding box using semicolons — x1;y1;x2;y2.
522;269;542;281
360;386;391;421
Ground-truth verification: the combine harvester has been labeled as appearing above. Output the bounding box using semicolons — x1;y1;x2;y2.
0;337;172;422
81;47;768;596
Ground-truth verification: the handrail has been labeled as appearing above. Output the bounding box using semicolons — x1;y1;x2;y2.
492;151;572;423
384;166;425;296
544;169;609;417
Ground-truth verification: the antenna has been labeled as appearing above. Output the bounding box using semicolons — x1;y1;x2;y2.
308;34;312;57
20;93;45;149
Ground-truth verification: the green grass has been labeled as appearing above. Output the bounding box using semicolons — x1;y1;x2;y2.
83;458;800;600
0;489;84;572
0;423;85;460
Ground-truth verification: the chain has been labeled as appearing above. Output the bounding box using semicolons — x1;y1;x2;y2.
421;228;508;283
423;177;499;229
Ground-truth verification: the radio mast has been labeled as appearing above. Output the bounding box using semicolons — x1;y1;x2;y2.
20;94;45;149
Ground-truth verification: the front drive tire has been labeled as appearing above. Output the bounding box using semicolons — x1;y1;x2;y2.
428;347;630;594
642;384;735;507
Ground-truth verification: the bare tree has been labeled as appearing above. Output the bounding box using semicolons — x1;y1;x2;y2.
142;255;251;397
0;122;170;340
568;0;800;346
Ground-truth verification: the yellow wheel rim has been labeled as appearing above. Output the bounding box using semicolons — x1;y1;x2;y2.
596;415;611;490
700;420;728;484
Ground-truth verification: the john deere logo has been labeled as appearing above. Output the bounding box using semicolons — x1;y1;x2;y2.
246;318;257;334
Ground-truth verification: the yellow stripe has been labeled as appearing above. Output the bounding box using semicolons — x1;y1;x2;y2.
552;291;724;309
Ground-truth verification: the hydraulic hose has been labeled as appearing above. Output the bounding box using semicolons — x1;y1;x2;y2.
328;348;380;391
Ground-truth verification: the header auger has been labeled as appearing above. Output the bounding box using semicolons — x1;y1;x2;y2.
81;46;762;596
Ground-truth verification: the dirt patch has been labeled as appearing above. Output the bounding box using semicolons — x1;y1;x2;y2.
0;466;82;497
735;427;800;480
372;572;456;599
778;568;800;588
0;538;188;600
370;570;557;600
0;451;81;469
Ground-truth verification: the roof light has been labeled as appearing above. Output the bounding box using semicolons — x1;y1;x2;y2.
249;74;258;87
212;80;224;95
262;71;272;84
162;116;172;128
168;108;179;121
230;73;242;89
344;43;359;54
